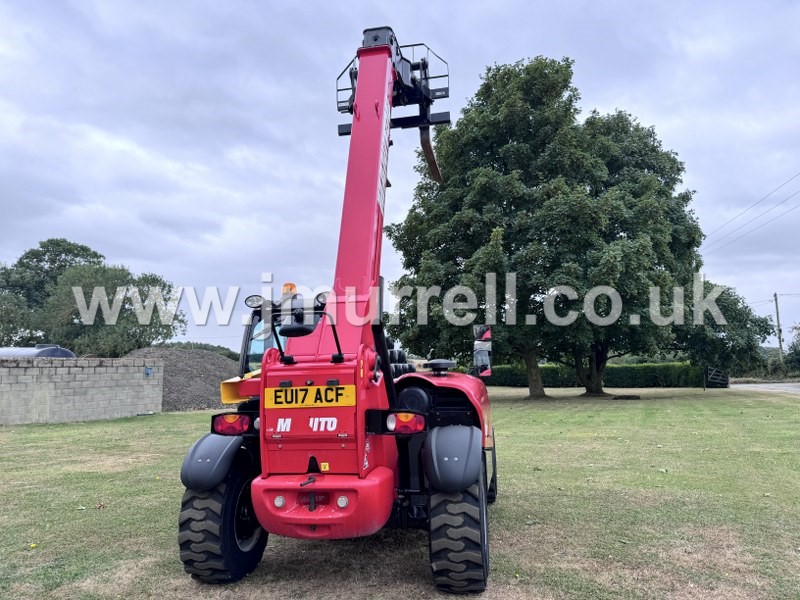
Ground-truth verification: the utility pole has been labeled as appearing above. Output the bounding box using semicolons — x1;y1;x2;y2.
774;292;784;365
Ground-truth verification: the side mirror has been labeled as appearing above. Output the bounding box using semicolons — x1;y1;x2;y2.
471;325;492;377
276;295;319;338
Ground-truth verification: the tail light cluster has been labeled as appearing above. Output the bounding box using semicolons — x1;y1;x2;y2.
366;409;427;434
386;412;425;434
212;413;252;435
214;410;424;436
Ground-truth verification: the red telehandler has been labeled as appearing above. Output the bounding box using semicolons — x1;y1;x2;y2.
178;27;496;593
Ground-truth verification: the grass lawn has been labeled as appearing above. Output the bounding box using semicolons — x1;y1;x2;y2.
1;387;799;599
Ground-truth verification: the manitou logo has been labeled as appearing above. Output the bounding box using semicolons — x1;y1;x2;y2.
276;418;292;432
309;417;337;432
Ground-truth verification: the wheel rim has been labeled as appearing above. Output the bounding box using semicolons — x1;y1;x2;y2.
234;480;261;552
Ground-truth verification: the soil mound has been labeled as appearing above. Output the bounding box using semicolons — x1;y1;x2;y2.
126;347;238;412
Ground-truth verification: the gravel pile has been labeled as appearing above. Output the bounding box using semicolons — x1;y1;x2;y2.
126;347;239;412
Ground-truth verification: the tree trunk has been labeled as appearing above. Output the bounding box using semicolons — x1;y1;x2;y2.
581;345;609;396
574;350;587;390
523;348;547;398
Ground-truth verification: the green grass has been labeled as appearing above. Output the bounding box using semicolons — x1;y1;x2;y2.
1;388;799;599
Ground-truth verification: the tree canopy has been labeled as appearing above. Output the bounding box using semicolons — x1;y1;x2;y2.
388;57;765;395
786;325;800;372
1;238;104;309
1;238;185;356
674;281;774;375
0;288;35;346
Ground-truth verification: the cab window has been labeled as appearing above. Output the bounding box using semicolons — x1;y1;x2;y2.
247;319;286;373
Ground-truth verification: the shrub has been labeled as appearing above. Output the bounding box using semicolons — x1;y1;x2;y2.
484;362;703;388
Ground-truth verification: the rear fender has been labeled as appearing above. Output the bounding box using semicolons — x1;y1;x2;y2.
395;372;492;447
423;425;482;493
180;433;244;491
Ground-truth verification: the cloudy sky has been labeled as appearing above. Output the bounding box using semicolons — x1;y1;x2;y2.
1;1;798;351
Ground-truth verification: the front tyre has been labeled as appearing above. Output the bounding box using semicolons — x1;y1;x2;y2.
428;463;490;593
179;462;267;582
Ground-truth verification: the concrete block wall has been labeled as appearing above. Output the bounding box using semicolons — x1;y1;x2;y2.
0;358;163;425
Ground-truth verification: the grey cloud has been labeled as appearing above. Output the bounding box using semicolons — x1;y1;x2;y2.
0;0;798;346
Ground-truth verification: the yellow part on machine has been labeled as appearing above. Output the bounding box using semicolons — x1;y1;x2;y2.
264;384;356;409
219;369;261;404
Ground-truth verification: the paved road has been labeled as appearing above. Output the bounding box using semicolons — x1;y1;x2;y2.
731;382;800;395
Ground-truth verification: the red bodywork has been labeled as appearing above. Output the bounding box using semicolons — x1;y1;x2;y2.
242;40;490;539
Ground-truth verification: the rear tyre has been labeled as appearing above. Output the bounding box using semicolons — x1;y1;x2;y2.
179;461;267;583
428;465;489;593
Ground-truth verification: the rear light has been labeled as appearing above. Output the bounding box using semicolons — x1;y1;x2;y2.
213;413;251;435
386;412;425;434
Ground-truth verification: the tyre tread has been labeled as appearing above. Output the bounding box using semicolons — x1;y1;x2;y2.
428;478;489;593
178;469;266;583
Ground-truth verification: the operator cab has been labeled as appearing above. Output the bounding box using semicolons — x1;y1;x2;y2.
238;286;334;376
238;293;289;377
243;318;285;375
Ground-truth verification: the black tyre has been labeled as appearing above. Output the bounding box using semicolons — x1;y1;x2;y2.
428;465;490;593
179;462;267;583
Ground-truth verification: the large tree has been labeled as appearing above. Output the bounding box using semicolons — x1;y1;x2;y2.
388;58;584;397
1;238;104;309
535;110;703;394
1;239;185;356
387;57;704;396
42;264;185;357
674;281;774;376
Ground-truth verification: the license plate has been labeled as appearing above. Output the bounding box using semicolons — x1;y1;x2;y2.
265;385;356;409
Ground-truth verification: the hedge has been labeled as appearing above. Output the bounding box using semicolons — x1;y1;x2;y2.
484;362;704;388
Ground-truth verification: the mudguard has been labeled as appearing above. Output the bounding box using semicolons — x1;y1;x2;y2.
180;433;244;491
423;425;482;493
